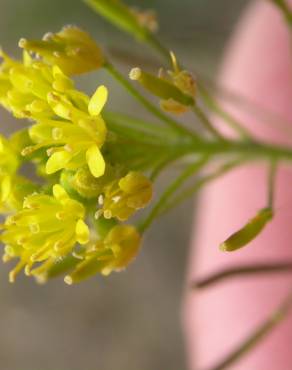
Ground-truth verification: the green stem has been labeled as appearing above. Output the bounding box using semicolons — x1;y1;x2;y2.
204;289;292;370
271;0;292;27
192;104;225;141
158;157;245;216
268;160;277;208
193;261;292;289
199;84;252;139
144;33;173;66
183;139;292;161
139;155;209;233
149;151;185;181
105;62;198;139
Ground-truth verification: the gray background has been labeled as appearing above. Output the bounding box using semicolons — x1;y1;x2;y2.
0;1;248;369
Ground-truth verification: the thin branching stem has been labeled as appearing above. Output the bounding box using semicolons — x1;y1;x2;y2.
158;157;247;216
271;0;292;27
193;262;292;289
203;289;292;370
268;160;278;209
139;155;209;233
198;84;252;139
192;104;225;141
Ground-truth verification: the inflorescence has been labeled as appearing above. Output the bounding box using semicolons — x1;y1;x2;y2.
0;26;153;284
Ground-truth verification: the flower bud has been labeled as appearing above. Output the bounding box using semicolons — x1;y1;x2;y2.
64;224;141;284
19;26;105;75
99;171;153;221
129;67;194;108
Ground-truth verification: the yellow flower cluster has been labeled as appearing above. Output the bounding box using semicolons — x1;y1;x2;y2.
0;134;36;211
0;135;19;209
2;184;89;282
0;41;107;178
0;26;153;284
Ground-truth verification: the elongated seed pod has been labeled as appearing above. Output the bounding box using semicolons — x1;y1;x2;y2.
220;208;273;252
129;68;194;106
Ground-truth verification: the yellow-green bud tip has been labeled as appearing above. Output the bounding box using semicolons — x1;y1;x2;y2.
219;242;228;252
18;38;28;48
64;275;73;285
9;271;16;283
129;67;141;81
35;274;48;285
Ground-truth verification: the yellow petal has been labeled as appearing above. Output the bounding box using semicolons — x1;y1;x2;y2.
75;219;90;244
46;150;72;174
47;92;72;120
86;145;105;178
1;175;11;202
88;85;108;116
53;184;69;201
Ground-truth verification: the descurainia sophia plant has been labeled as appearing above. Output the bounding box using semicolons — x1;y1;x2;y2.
1;1;292;368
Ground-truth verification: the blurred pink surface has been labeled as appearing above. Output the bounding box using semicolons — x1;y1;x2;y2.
184;1;292;369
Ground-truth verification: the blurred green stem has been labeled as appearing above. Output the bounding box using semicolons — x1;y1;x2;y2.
158;157;246;216
271;0;292;26
192;104;225;140
193;261;292;289
198;84;252;139
139;155;209;233
268;160;277;208
204;289;292;370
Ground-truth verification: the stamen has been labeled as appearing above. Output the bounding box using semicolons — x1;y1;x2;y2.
18;38;27;48
104;210;112;219
129;67;141;81
98;194;104;205
64;275;73;285
52;127;63;140
112;196;121;203
29;223;40;234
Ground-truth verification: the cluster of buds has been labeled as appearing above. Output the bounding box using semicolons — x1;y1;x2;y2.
0;26;153;284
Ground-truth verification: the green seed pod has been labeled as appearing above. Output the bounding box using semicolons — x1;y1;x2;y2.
129;68;194;106
220;208;273;252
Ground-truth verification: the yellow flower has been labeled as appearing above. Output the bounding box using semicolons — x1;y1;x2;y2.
0;135;19;210
0;50;74;119
96;171;153;221
19;26;105;75
0;34;108;179
23;85;108;178
64;224;141;284
0;135;19;176
0;134;38;211
1;184;90;282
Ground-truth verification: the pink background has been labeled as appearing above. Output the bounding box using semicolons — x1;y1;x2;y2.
184;1;292;369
